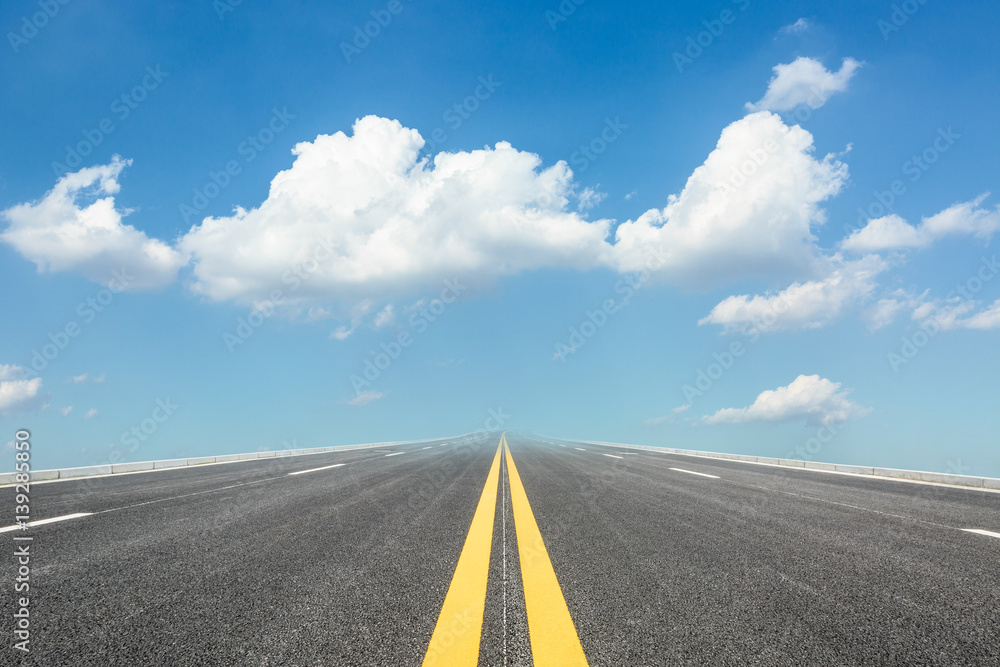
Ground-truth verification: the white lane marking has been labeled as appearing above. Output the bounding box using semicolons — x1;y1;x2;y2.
0;512;93;533
603;454;623;459
575;448;586;451
440;444;450;447
385;452;405;457
559;444;566;447
287;463;346;476
669;467;720;479
422;446;432;450
963;528;1000;539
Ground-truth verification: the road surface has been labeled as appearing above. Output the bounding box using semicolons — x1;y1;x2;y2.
2;432;998;665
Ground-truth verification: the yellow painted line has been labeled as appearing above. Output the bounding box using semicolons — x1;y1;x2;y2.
504;434;589;666
422;439;503;666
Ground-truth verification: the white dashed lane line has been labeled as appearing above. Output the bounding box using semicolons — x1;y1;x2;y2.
0;512;93;533
287;463;346;476
669;467;720;479
962;528;1000;539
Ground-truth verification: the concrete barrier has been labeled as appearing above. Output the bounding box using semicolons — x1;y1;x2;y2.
60;465;113;479
112;461;156;474
186;457;216;466
154;458;188;469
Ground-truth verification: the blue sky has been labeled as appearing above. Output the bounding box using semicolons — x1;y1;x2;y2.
1;0;998;476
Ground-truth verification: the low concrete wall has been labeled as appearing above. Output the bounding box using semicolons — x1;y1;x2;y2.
0;436;452;486
577;440;1000;490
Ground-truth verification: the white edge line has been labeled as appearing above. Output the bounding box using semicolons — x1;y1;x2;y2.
385;452;405;457
962;528;1000;539
0;512;93;533
669;467;720;479
603;454;624;459
287;463;346;476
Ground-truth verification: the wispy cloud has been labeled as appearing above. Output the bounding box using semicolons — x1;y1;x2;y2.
330;300;374;341
374;304;395;329
645;404;691;426
0;364;47;414
345;390;386;407
779;18;812;35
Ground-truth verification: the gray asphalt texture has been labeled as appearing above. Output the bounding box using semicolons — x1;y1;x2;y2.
2;432;998;665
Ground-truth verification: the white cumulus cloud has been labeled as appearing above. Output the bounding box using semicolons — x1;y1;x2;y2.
746;57;862;113
4;107;854;307
843;195;1000;252
0;157;186;290
611;111;849;286
699;255;887;333
178;116;612;304
703;375;870;426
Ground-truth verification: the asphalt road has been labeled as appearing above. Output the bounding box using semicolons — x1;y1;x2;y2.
2;432;998;665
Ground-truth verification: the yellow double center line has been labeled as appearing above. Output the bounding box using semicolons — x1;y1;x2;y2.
423;434;588;666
